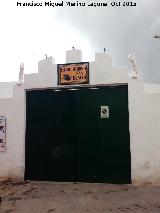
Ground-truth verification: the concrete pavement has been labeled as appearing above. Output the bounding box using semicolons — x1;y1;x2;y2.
0;181;160;213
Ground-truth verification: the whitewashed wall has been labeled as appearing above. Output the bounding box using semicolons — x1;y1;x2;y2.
0;49;160;183
129;81;160;183
0;85;25;180
0;82;16;99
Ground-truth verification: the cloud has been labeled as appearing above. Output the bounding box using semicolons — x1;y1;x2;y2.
0;0;93;81
0;0;159;83
54;0;160;83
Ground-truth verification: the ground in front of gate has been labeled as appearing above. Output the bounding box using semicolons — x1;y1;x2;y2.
0;181;160;213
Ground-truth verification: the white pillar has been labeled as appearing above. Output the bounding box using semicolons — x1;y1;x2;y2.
66;49;82;63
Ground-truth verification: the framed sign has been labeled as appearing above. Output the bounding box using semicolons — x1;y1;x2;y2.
0;116;6;152
57;62;89;85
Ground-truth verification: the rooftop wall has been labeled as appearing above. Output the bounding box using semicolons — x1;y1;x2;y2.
24;51;128;89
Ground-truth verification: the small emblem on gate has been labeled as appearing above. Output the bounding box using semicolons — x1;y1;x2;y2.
100;106;109;119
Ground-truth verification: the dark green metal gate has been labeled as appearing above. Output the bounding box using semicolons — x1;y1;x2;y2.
25;85;131;183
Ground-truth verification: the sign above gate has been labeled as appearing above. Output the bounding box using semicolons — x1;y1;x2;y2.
57;62;89;85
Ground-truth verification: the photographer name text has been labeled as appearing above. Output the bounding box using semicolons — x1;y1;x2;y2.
17;1;137;7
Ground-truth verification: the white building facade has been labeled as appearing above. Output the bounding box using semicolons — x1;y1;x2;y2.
0;49;160;183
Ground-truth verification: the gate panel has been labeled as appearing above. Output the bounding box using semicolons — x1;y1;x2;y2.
25;90;76;181
74;86;131;183
25;85;131;183
97;86;131;183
